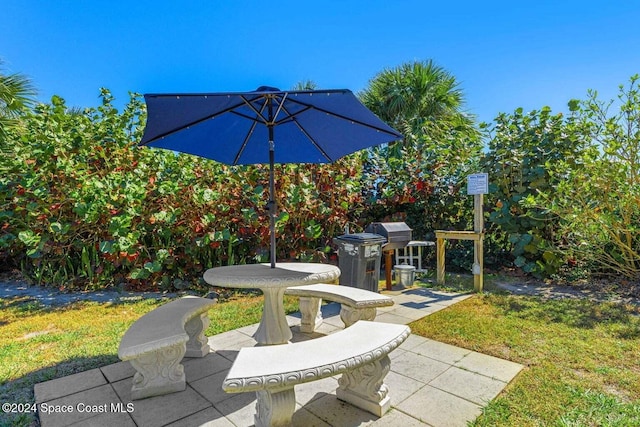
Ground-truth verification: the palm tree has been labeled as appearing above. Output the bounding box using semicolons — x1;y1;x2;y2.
292;80;318;91
0;60;36;143
357;60;482;234
359;60;475;143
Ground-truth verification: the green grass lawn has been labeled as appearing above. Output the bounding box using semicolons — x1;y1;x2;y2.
410;293;640;426
0;291;299;427
2;284;639;426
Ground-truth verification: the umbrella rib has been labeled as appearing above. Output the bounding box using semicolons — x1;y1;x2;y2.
233;95;272;164
141;97;255;144
239;92;288;126
233;117;262;165
273;105;313;125
230;110;267;123
272;92;288;125
280;104;334;162
285;97;402;137
239;95;269;124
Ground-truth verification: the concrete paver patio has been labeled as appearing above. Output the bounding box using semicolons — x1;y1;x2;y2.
34;286;524;426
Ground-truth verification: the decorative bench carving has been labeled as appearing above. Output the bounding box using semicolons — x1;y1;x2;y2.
284;283;394;333
118;296;217;400
223;320;410;427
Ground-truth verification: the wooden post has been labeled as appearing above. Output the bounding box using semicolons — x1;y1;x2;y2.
435;173;487;291
385;250;393;290
473;194;484;292
436;235;445;285
436;230;480;287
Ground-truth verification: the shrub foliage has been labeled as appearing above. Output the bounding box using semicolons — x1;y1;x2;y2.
0;90;365;290
2;72;640;290
529;76;640;280
481;106;590;277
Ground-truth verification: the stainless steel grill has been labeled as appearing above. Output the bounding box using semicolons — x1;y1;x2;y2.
364;222;412;251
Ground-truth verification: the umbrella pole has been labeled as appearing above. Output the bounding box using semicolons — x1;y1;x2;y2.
269;134;276;268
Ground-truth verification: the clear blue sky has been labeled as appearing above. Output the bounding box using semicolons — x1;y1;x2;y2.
2;1;639;125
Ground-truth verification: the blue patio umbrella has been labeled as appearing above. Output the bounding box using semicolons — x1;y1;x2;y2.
139;86;403;268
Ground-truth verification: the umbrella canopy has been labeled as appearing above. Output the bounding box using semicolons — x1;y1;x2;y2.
139;86;403;267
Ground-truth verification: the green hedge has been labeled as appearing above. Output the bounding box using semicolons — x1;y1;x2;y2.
0;91;366;290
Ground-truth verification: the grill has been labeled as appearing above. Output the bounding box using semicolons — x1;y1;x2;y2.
365;222;412;251
365;222;413;290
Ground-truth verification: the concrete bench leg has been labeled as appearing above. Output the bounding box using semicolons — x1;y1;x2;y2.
129;342;187;400
298;296;323;333
336;355;392;417
255;388;296;427
340;306;377;328
184;313;211;357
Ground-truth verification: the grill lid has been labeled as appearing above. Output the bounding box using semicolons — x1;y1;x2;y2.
365;222;412;250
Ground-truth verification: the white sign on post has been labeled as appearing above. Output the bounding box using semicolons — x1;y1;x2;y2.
467;173;488;195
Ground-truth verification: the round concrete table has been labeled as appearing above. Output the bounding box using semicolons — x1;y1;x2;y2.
203;263;341;345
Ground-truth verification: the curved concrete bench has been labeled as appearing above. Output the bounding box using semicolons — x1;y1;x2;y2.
223;320;410;427
118;296;217;400
284;283;394;333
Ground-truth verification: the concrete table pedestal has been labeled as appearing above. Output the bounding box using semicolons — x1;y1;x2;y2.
203;263;340;345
